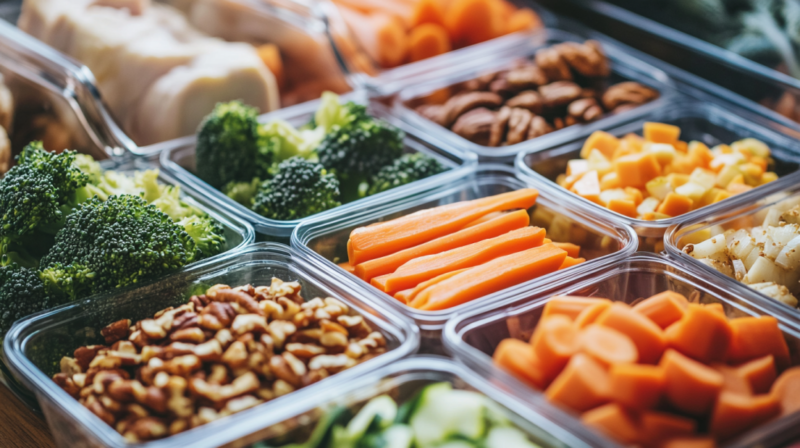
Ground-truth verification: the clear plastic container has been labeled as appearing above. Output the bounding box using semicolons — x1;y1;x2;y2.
0;154;255;409
159;91;477;243
291;164;638;346
665;183;800;326
444;252;800;448
392;28;677;162
2;243;419;448
516;99;800;252
248;355;596;448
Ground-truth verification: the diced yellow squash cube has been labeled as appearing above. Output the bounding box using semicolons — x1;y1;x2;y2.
711;190;732;204
556;173;567;187
761;172;779;185
710;153;746;172
711;144;732;156
728;182;754;195
699;187;726;207
716;164;742;187
642;211;671;221
600;171;621;190
689;168;716;190
587;149;613;176
741;162;764;185
666;173;690;188
731;138;771;159
728;174;745;186
645;176;672;201
681;228;712;246
637;197;660;216
674;182;707;202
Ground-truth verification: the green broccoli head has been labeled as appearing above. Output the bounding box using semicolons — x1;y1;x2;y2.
195;101;273;189
366;153;447;197
252;157;341;221
0;263;61;337
38;262;95;303
72;153;103;185
40;195;197;294
176;215;226;261
316;103;404;201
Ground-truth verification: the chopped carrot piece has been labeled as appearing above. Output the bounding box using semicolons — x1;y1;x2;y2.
709;391;780;441
445;0;504;47
581;403;640;444
531;315;579;382
737;355;776;395
661;436;716;448
643;122;681;145
415;244;567;310
639;411;696;446
713;364;753;396
614;152;662;188
559;256;585;270
578;324;638;366
660;349;723;416
608;363;664;410
657;192;693;217
493;338;547;389
542;296;611;321
553;242;581;258
545;353;610;412
665;304;732;364
632;291;688;329
385;226;545;294
408;23;452;62
394;289;413;304
506;8;541;34
410;0;446;27
370;274;391;293
726;316;790;369
574;301;612;328
349;189;538;265
595;302;666;364
705;302;725;315
581;131;620;159
337;261;356;274
354;208;530;281
771;366;800;416
339;8;409;68
608;198;637;218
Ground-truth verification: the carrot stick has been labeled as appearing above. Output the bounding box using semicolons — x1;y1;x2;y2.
553;242;581;258
337;261;356;274
559;256;585;270
338;7;409;68
394;269;468;305
461;211;505;229
411;0;446;27
771;366;800;415
384;226;545;294
665;304;732;364
409;23;452;62
353;209;529;282
370;274;391;293
414;244;567;310
348;189;539;265
493;338;547;389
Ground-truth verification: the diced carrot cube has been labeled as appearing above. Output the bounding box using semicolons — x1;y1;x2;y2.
545;353;610;412
661;436;716;448
632;291;688;329
737;355;776;395
530;315;579;383
771;366;800;416
595;302;666;364
704;302;725;315
608;363;665;410
660;349;724;416
578;324;638;366
727;317;790;369
665;304;732;364
709;391;780;441
574;301;612;328
581;403;640;444
639;411;696;445
542;296;610;321
493;338;548;389
644;122;681;144
714;363;753;396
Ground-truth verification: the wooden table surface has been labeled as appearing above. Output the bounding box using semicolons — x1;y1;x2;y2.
0;383;54;448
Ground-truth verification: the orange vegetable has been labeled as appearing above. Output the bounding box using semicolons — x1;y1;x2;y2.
578;324;638;366
393;268;468;305
337;261;356;274
410;0;446;26
608;198;637;218
339;7;409;68
445;0;503;47
553;242;581;258
657;192;693;217
665;304;732;364
408;23;452;62
595;302;667;364
559;256;585;270
632;291;688;329
625;187;644;205
614;152;662;188
581;131;620;159
414;243;567;310
542;296;611;321
545;353;610;412
493;338;547;389
571;171;602;204
506;8;541;34
348;188;538;265
370;274;391;293
256;44;285;90
726;317;790;369
574;301;612;328
334;0;414;25
660;349;723;416
714;364;753;396
384;226;545;294
688;141;714;169
661;436;716;448
353;208;530;281
639;411;696;446
737;355;776;395
462;211;505;228
709;392;780;441
705;303;725;315
771;366;800;416
531;315;579;382
581;403;640;444
608;363;665;410
643;122;681;145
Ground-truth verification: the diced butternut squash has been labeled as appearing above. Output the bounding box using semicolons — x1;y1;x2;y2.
608;198;637;218
657;192;693;217
571;170;601;204
581;131;620;159
644;122;681;144
614;152;662;188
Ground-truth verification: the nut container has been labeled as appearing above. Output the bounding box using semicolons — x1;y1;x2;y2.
0;154;255;409
247;355;594;448
516;99;800;252
392;28;677;162
159;91;477;243
444;252;800;448
291;164;637;347
3;243;419;448
665;183;800;328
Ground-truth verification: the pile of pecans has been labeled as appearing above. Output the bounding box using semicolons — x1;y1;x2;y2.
412;40;659;147
52;279;386;442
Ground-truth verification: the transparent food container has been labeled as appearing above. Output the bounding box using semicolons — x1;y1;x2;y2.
0;154;255;409
665;183;800;327
517;99;800;252
444;252;800;448
292;164;638;348
3;243;419;448
248;355;594;448
159;92;477;243
392;28;676;162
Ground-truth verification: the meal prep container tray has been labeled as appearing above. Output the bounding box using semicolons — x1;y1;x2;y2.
444;252;800;448
0;18;134;159
316;0;558;97
516;99;800;252
291;164;638;346
248;355;591;448
392;28;677;163
159;91;477;243
0;154;255;408
3;243;419;448
665;183;800;327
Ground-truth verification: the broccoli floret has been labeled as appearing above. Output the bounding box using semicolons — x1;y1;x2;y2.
365;153;447;197
177;215;226;260
150;185;203;221
38;262;94;302
252;157;341;220
195;101;275;189
316;102;404;201
259;120;324;163
223;178;261;206
0;263;61;337
40;195;197;295
72;153;103;185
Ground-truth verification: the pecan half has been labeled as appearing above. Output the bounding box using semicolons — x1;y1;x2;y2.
451;108;496;145
506;108;534;145
601;81;659;111
441;91;503;127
